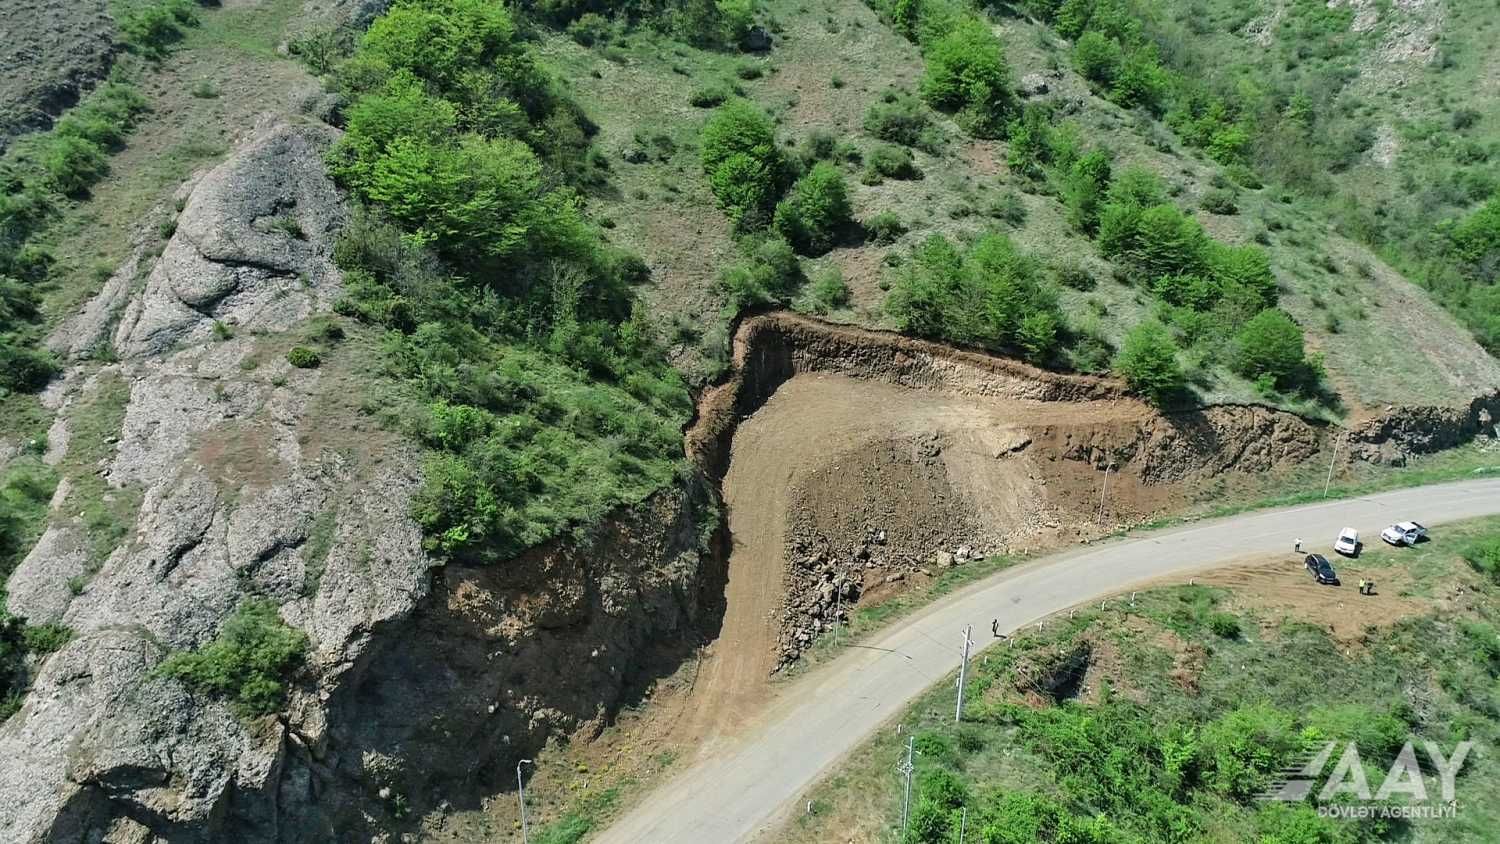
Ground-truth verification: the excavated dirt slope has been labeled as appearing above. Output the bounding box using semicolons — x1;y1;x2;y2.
678;312;1334;738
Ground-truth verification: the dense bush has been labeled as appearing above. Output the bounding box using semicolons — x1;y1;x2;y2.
864;210;907;244
286;346;322;368
1114;320;1182;405
700;99;787;231
718;235;804;308
0;77;151;397
920;19;1017;139
886;233;1064;363
1072;30;1122;86
863;89;932;148
773;162;852;255
864;142;920;182
119;0;202;57
793;267;850;315
1464;534;1500;583
0;461;60;717
157;599;308;716
1231;309;1312;391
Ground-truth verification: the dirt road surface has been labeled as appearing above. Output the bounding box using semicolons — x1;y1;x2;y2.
595;476;1500;844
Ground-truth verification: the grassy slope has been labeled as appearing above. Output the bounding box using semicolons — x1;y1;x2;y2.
783;515;1500;843
551;0;1499;411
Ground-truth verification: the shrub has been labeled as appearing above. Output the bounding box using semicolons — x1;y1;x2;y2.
1060;149;1112;233
1114;321;1183;405
286;346;322;368
156;599;308;716
773;162;852;255
988;190;1027;227
1199;704;1302;800
794;267;850;314
566;12;614;46
0;342;60;393
920;19;1017;138
688;85;731;108
1053;258;1095;290
865;142;920;181
42;136;110;196
865;210;906;244
719;236;804;308
798;129;837;164
1110;46;1169;112
1201;188;1238;215
21;623;73;654
1462;535;1500;582
1207;612;1241;638
120;0;199;57
863;90;930;147
1231;309;1305;388
891;0;922;40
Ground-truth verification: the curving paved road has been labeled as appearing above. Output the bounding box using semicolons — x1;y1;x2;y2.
595;477;1500;843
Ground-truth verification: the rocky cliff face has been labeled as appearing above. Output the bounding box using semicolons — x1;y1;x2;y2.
0;119;719;842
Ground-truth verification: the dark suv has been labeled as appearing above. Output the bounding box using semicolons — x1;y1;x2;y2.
1305;554;1340;586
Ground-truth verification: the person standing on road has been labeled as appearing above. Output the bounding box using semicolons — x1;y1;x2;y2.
1294;538;1303;554
991;618;999;637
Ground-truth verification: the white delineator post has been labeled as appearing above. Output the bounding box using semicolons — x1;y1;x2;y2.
898;735;915;835
955;624;973;723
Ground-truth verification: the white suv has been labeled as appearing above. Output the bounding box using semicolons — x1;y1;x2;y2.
1380;522;1428;547
1334;527;1360;557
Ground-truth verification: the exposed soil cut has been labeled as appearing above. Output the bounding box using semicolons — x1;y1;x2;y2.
674;312;1334;741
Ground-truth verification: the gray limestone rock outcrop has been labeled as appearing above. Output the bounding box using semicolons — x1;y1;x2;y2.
0;118;440;842
108;120;346;359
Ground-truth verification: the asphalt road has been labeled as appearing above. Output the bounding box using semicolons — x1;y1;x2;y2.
594;477;1500;843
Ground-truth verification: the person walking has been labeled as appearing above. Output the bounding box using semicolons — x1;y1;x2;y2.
1294;538;1303;554
991;618;1000;637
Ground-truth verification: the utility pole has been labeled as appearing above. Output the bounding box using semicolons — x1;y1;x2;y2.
955;624;973;723
958;806;968;844
897;735;916;836
517;758;534;844
1096;460;1116;525
1323;432;1344;497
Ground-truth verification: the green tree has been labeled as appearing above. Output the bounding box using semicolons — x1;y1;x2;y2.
773;163;852;255
1073;31;1122;85
330;72;460;187
886;233;1063;362
920;19;1017;138
1060;149;1112;233
1231;308;1306;388
1115;320;1183;404
701;99;786;230
892;0;922;40
1111;46;1168;111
